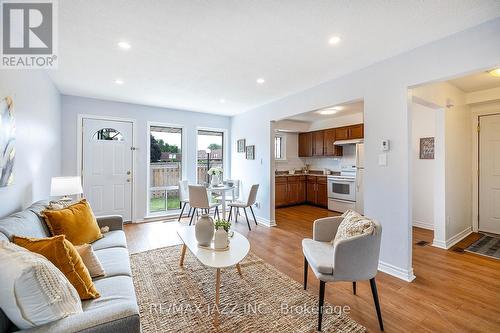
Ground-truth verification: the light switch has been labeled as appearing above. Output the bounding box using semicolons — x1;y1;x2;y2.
378;153;387;166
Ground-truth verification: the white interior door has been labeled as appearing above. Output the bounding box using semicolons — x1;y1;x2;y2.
82;118;133;221
479;114;500;234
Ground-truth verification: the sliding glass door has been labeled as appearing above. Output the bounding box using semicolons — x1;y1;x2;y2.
149;126;183;214
197;130;224;184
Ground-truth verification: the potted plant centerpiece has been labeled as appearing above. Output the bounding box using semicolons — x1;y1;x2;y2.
207;167;223;186
214;219;231;250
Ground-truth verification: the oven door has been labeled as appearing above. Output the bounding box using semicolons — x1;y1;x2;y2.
328;179;356;202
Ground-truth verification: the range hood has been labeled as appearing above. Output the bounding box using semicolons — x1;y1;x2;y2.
333;139;364;145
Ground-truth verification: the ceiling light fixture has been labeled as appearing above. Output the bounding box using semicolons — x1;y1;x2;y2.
118;41;131;50
114;79;124;85
489;68;500;77
256;78;265;84
328;35;341;45
319;109;337;115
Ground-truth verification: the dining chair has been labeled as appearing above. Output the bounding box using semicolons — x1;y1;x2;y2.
177;180;191;222
188;185;221;225
227;184;259;230
302;216;384;331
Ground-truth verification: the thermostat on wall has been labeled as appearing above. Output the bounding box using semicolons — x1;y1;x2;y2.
381;139;390;151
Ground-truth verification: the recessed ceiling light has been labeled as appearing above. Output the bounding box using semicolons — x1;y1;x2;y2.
118;41;131;50
489;68;500;77
328;36;341;45
256;78;265;84
219;98;226;103
114;79;124;85
319;109;337;115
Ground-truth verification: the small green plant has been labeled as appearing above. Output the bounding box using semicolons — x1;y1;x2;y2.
215;219;231;232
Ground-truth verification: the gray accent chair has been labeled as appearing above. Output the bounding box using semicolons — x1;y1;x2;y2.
0;201;140;333
302;216;384;331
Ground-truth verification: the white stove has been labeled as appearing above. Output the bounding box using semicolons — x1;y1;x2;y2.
327;166;357;213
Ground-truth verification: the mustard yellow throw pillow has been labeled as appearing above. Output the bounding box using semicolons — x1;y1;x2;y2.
13;235;100;300
42;199;103;245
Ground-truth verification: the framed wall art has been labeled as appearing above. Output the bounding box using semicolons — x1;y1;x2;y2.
237;139;246;153
419;137;434;159
246;145;255;160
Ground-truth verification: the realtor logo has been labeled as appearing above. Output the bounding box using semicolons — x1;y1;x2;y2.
1;0;58;68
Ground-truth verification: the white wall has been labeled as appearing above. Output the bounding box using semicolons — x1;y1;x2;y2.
308;112;364;131
411;103;436;230
412;81;472;248
61;95;231;222
274;132;305;171
231;18;500;281
0;71;61;217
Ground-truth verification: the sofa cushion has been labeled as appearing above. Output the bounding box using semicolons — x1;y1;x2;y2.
302;238;334;275
91;230;127;251
0;210;50;240
0;232;8;242
20;276;139;333
0;241;82;330
94;247;131;279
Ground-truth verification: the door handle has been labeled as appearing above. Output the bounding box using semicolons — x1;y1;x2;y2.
126;170;131;175
126;179;131;183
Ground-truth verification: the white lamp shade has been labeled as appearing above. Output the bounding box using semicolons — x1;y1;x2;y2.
50;177;83;197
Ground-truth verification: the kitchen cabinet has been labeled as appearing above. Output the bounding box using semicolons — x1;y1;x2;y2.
297;124;362;158
275;176;306;207
334;124;364;141
312;131;325;156
305;176;328;208
298;132;313;157
324;128;343;156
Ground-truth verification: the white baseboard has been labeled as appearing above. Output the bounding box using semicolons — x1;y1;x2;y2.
378;261;416;282
412;220;433;230
432;226;472;249
256;216;277;227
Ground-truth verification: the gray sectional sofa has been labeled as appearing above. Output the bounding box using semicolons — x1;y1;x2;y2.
0;201;141;333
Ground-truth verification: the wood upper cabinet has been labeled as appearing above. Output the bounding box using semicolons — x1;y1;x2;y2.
312;131;325;156
349;124;364;139
334;127;349;140
324;129;343;156
298;132;313;157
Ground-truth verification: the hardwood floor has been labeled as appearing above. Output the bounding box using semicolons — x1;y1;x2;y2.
125;205;500;332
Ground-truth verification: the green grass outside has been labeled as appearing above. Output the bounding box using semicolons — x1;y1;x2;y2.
150;197;181;212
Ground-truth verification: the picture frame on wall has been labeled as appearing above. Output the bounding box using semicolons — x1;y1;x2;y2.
237;139;246;153
246;145;255;160
419;137;435;159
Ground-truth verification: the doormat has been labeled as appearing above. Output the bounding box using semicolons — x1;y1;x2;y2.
464;234;500;260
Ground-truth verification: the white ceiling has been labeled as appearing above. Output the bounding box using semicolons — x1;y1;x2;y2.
287;100;364;122
448;70;500;92
49;0;500;116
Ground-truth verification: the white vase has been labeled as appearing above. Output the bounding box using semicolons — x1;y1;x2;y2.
211;174;220;186
195;214;214;247
214;229;228;249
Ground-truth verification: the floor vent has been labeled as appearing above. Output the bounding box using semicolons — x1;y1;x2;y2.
415;240;429;247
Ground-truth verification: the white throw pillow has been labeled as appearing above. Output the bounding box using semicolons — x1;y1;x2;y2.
0;241;82;329
333;210;375;244
75;244;105;278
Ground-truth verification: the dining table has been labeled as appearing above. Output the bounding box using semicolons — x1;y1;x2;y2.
207;184;235;220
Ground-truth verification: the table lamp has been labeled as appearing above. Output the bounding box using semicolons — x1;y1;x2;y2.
50;176;83;201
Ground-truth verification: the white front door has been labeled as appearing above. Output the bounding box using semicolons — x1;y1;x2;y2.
82;118;133;221
479;114;500;234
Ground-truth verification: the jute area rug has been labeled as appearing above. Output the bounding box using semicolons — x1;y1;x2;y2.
130;246;365;332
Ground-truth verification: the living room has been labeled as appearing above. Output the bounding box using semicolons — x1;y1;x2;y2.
1;1;500;332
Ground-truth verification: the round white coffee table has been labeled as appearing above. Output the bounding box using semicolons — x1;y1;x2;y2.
176;226;250;306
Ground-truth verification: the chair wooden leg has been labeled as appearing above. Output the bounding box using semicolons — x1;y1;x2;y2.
243;208;251;230
318;280;325;331
216;206;220;220
178;202;186;222
303;257;308;290
213;207;217;219
189;209;196;225
228;207;233;221
370;278;384;331
235;208;239;223
249;206;258;225
353;281;356;295
187;207;192;218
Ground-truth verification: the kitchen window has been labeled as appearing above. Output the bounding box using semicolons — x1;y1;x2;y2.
275;135;286;160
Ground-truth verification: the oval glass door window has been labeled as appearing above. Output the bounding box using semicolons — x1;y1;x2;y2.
93;128;124;141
